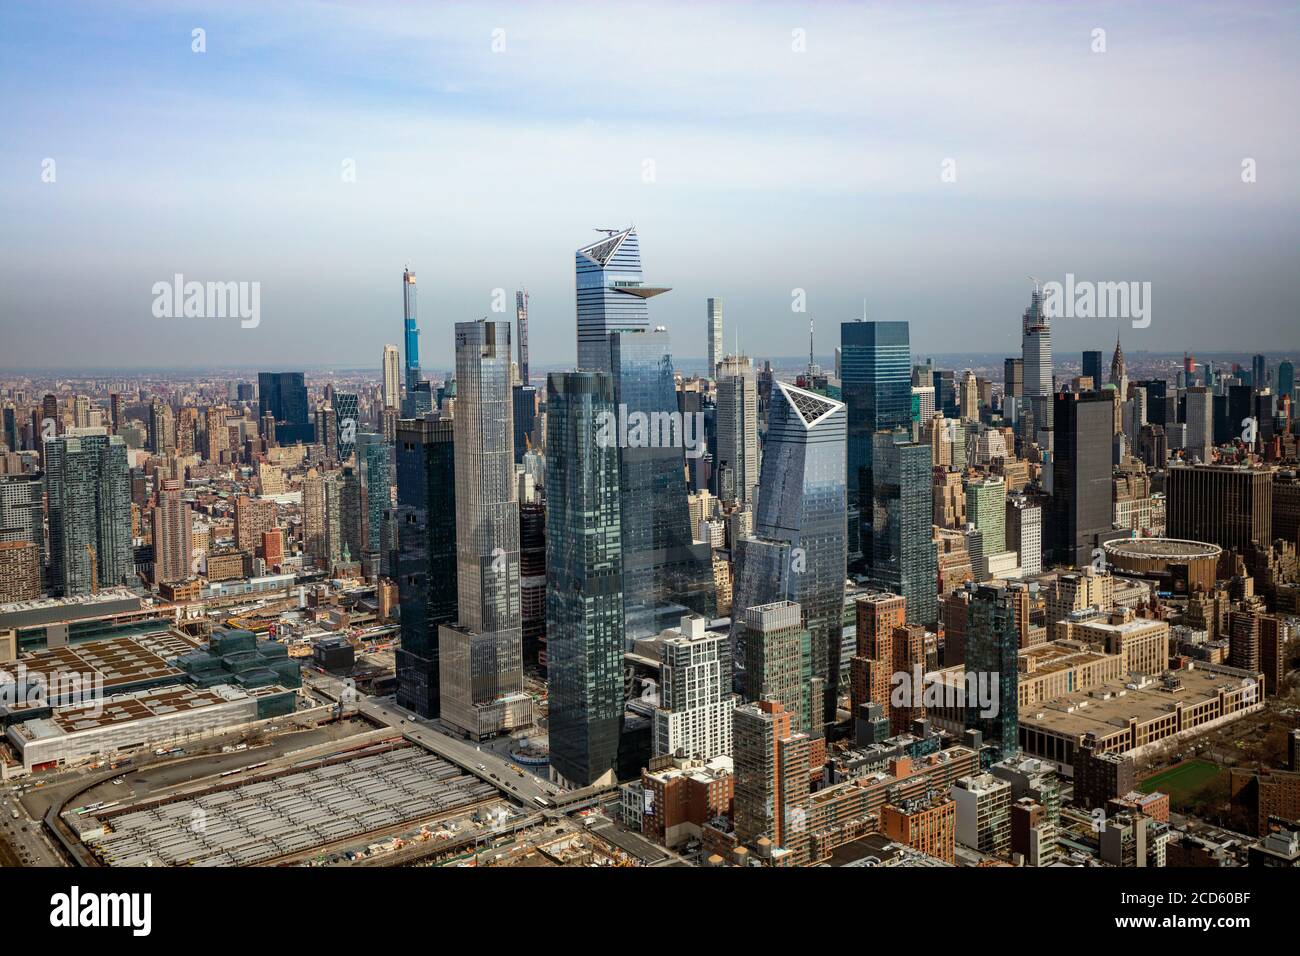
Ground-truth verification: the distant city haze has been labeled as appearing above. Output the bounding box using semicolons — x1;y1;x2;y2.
1;1;1297;368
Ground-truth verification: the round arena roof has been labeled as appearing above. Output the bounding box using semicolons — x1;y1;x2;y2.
1102;537;1222;561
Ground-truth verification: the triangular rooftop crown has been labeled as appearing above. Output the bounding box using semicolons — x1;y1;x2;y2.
578;228;636;266
776;381;843;427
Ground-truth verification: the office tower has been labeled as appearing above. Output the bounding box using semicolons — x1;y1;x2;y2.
1184;385;1214;463
315;404;339;461
515;290;531;385
356;432;390;555
0;472;45;584
152;478;191;584
0;540;41;602
512;384;538;464
519;502;547;667
1252;353;1267;389
714;354;760;507
958;370;979;421
870;430;938;627
1003;357;1023;407
706;297;723;377
1110;337;1129;398
841;320;912;569
333;392;359;461
654;615;734;762
339;463;364;563
439;320;531;739
742;600;819;737
1081;350;1103;391
733;382;847;724
913;385;935;425
257;372;313;445
109;393;123;435
966;476;1007;557
394;418;457;717
1050;392;1113;568
1279;360;1294;403
1005;495;1042;576
1166;464;1272;554
965;583;1020;761
545;371;624;786
849;592;907;724
382;344;402;411
575;227;666;374
1021;287;1053;433
44;430;132;596
733;699;811;863
608;328;715;635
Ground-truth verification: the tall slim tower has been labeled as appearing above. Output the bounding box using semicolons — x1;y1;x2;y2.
1021;286;1053;434
439;320;532;739
715;354;759;507
870;429;939;626
545;372;624;787
402;267;420;392
152;478;192;584
515;290;530;385
706;297;723;378
382;344;401;410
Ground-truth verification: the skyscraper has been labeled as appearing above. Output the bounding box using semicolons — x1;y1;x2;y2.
402;267;420;392
381;345;401;411
257;372;313;445
438;320;532;739
1166;463;1272;554
841;320;912;571
733;382;847;724
653;615;734;762
1184;386;1214;463
394;418;457;717
575;227;667;374
706;297;723;377
44;429;132;596
516;290;530;385
1021;287;1053;434
1081;350;1103;391
742;600;819;738
1051;391;1113;568
714;354;759;507
965;583;1020;761
0;472;46;589
333;392;359;462
870;430;939;626
732;699;811;864
545;371;625;787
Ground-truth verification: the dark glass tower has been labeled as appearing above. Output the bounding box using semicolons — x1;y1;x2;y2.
1051;391;1113;568
1081;350;1103;390
841;320;911;571
575;227;668;374
965;583;1020;761
394;417;457;717
402;267;420;391
44;431;132;597
545;372;625;788
257;372;313;445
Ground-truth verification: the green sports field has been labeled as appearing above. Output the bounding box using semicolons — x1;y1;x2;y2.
1139;759;1223;804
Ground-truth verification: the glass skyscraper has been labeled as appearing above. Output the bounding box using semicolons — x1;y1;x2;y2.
841;320;912;572
575;227;668;374
394;417;457;717
438;320;532;738
1051;391;1113;568
257;371;313;445
966;583;1020;761
402;267;420;391
1021;288;1054;436
44;429;132;597
608;329;716;637
870;429;939;627
333;392;359;462
545;371;625;788
733;382;846;724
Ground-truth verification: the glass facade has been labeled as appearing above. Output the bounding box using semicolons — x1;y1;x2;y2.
394;418;457;717
1050;392;1113;568
841;321;911;570
44;431;132;597
870;429;938;627
738;382;847;724
575;228;662;374
545;372;625;787
966;584;1020;761
257;371;313;445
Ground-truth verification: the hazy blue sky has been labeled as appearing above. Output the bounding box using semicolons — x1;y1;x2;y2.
2;1;1297;372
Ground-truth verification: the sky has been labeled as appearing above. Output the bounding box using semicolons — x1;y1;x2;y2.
1;0;1298;373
